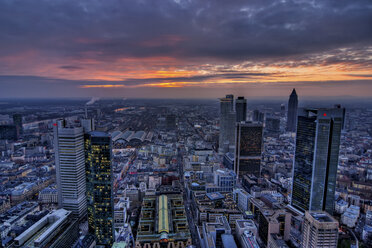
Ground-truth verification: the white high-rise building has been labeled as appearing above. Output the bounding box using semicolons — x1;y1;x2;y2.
54;121;87;219
301;211;338;248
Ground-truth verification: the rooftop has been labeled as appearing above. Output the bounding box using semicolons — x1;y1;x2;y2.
88;131;109;137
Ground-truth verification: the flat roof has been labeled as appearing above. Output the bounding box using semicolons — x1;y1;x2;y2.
221;234;238;248
206;192;225;201
310;212;334;222
89;131;109;137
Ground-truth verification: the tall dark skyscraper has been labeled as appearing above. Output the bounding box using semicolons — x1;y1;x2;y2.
219;95;236;154
234;122;263;178
225;94;234;111
12;114;23;139
235;96;247;122
291;108;344;215
252;110;264;123
85;131;114;247
286;89;298;132
166;114;176;130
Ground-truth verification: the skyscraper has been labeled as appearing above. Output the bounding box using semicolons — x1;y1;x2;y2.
226;94;234;111
166;114;176;130
54;121;87;219
286;89;298;132
12;114;23;139
291;108;344;215
236;96;247;122
85;131;114;247
301;211;338;248
219;95;236;154
234;122;263;178
81;118;95;133
252;110;264;123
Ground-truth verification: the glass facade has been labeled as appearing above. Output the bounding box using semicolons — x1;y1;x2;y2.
292;115;316;212
85;131;114;247
291;108;344;215
235;96;247;122
234;122;263;178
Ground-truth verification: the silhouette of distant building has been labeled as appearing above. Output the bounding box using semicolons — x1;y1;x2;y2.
286;89;298;132
236;96;247;122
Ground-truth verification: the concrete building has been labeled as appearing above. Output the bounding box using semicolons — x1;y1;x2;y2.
335;199;348;214
257;208;291;247
14;209;79;248
285;205;304;248
341;205;360;228
241;231;260;248
221;234;238;248
135;194;191;248
235;219;258;247
54;122;87;219
198;216;232;248
192;191;243;228
213;169;236;193
114;197;130;229
38;187;58;204
301;211;338;248
268;234;289;248
233;188;252;212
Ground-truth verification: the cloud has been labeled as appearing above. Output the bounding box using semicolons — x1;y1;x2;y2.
0;0;371;98
0;75;371;99
0;0;371;61
59;65;84;71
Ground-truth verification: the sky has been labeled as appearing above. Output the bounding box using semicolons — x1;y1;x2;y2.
0;0;371;99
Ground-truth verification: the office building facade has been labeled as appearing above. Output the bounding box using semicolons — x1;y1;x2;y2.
301;211;338;248
236;96;247;122
234;122;263;178
291;108;344;215
54;122;87;219
85;131;114;247
219;95;236;154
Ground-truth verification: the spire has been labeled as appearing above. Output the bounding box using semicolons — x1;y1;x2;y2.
291;88;297;96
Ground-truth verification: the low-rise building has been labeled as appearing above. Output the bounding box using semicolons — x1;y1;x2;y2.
135;194;191;248
14;209;79;248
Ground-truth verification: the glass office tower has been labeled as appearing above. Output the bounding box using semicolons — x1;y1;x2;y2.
291;107;344;215
235;96;247;122
85;131;114;247
234;122;263;178
219;95;236;154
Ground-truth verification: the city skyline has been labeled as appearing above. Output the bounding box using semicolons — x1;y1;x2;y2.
0;0;371;247
0;0;371;98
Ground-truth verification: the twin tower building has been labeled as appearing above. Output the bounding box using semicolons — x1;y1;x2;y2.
53;119;114;247
220;90;345;215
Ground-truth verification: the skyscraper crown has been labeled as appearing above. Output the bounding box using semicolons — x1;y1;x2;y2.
290;88;297;96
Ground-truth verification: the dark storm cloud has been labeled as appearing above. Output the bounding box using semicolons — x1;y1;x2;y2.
0;0;371;61
59;65;84;71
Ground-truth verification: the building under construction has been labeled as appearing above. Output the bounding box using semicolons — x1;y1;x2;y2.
135;194;192;248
